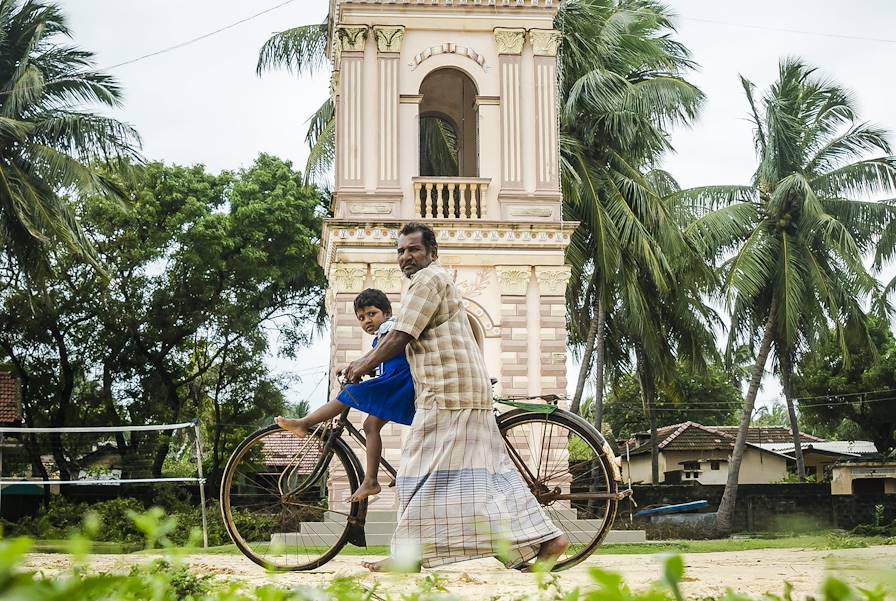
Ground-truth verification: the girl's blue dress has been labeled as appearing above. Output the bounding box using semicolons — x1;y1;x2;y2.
337;319;415;425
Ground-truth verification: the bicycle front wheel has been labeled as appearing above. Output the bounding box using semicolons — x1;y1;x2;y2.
220;424;363;570
498;409;619;570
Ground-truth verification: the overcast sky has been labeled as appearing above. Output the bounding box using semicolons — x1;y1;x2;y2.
57;0;896;412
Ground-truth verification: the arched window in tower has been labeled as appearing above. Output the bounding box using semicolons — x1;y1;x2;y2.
418;68;478;178
466;313;485;351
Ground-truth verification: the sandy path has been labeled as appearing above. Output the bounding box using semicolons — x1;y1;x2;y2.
23;546;896;599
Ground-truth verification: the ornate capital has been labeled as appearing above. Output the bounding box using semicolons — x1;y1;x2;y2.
330;263;368;294
495;266;531;296
494;28;526;55
374;26;404;54
370;263;404;294
336;25;368;53
529;29;562;57
535;265;571;296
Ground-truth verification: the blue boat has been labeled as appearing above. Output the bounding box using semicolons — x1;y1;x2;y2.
634;500;710;518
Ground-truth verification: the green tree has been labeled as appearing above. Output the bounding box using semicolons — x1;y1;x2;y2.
0;0;140;274
0;155;327;486
604;360;741;441
751;402;791;428
792;317;896;453
256;19;333;183
557;0;704;430
682;59;896;533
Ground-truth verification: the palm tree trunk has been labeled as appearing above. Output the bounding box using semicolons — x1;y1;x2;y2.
571;316;598;416
592;295;607;430
635;345;659;484
780;352;806;481
715;301;778;535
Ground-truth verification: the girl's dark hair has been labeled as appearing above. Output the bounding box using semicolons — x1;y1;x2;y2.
353;288;392;315
398;222;437;252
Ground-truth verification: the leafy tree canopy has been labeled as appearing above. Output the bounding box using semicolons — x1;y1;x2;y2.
603;360;741;440
792;317;896;453
0;154;327;483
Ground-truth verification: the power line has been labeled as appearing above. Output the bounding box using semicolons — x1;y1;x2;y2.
100;0;300;72
679;15;896;45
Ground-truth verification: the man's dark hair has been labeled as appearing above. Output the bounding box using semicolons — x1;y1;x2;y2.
398;222;437;252
353;288;392;316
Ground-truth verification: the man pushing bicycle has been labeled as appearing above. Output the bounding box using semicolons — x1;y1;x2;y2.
339;222;569;572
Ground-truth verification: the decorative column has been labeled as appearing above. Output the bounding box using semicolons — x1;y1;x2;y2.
336;26;368;190
529;29;562;193
327;262;368;512
399;94;423;218
535;266;571;398
496;266;532;397
494;28;526;191
374;26;404;191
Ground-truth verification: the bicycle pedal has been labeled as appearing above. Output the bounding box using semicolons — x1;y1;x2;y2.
388;479;396;488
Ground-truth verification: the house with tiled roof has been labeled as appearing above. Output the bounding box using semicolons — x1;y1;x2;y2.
0;370;22;425
619;422;828;485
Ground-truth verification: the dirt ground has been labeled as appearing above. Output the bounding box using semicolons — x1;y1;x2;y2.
22;546;896;600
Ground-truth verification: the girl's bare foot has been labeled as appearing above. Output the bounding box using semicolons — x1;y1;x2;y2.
350;480;381;502
275;416;308;437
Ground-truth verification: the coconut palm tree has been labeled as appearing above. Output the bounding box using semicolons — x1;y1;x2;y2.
0;0;141;275
256;20;333;184
607;169;720;482
557;0;704;427
680;58;896;533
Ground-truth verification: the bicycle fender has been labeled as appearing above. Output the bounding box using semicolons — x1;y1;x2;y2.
496;408;624;483
330;436;369;547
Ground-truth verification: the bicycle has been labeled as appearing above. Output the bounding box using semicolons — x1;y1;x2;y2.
220;391;631;572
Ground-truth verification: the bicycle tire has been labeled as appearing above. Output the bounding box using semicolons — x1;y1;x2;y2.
220;424;363;571
498;408;619;571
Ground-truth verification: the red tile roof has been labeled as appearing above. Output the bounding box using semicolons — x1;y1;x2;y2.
261;431;327;473
627;421;823;456
0;371;22;425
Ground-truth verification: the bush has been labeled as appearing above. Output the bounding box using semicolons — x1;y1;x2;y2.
851;520;896;537
11;497;145;544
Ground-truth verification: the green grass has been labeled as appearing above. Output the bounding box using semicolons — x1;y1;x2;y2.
595;534;891;555
152;533;892;558
30;540;139;554
34;532;894;558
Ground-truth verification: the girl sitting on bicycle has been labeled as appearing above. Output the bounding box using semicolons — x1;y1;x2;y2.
276;288;415;502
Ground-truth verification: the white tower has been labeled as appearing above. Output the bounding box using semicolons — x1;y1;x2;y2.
321;0;573;514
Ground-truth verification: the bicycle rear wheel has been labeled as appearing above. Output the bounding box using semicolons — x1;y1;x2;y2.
498;409;618;570
220;424;363;570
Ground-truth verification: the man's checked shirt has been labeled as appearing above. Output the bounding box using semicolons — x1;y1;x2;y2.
393;263;493;410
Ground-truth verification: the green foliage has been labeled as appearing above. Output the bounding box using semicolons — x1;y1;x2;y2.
852;521;896;538
131;560;211;601
8;495;280;548
792;317;896;453
823;533;869;550
0;512;893;601
0;0;142;275
603;361;741;439
751;403;791;428
0;154;327;485
11;497;145;545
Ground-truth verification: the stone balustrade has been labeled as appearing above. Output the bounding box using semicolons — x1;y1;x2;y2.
413;177;490;220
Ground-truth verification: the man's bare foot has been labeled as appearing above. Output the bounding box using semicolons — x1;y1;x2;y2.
350;480;381;502
274;416;308;437
361;558;421;573
530;534;569;570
